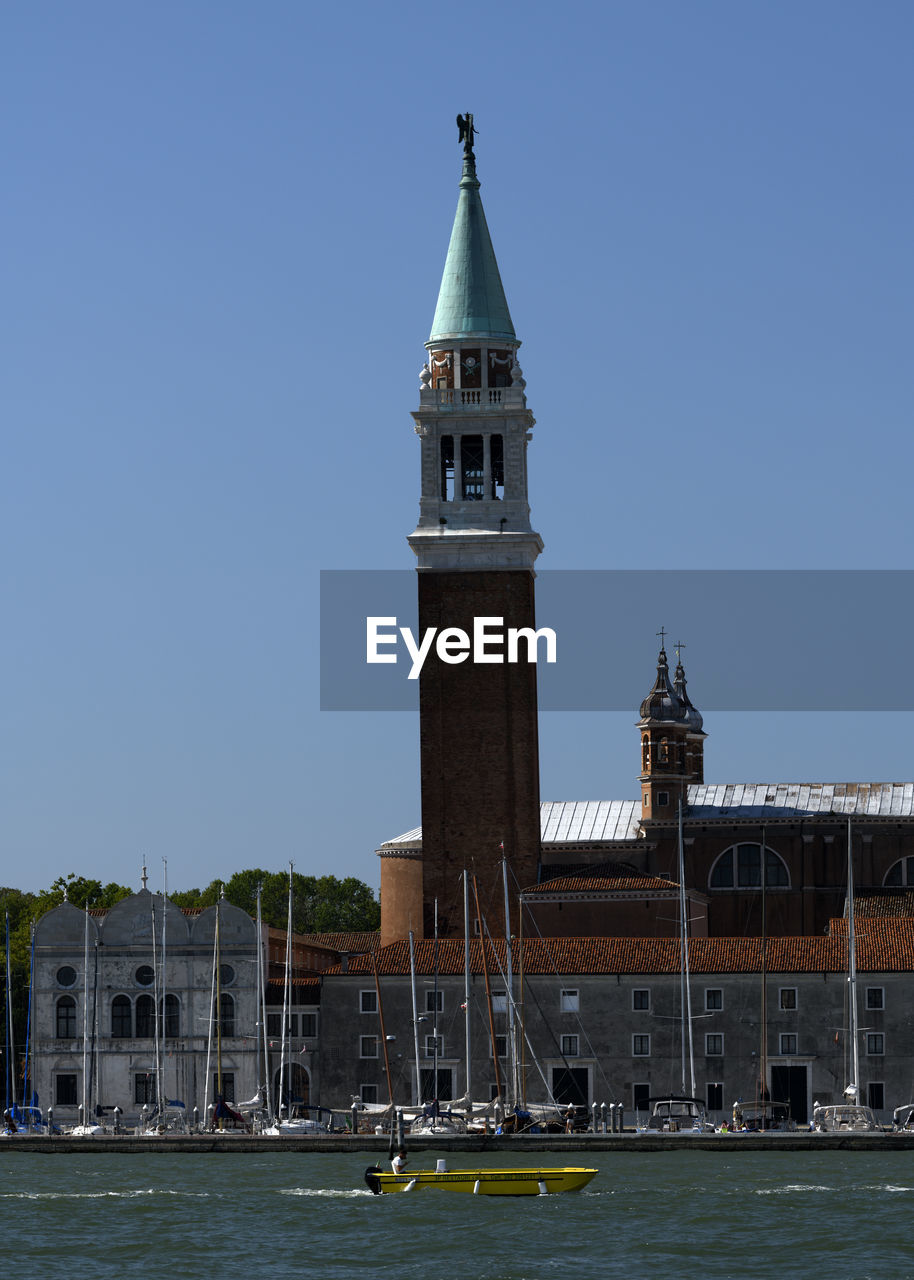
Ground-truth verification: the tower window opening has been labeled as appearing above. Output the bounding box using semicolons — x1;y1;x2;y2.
440;435;455;501
461;435;485;500
490;434;504;499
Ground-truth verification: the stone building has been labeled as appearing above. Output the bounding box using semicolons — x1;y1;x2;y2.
318;923;914;1125
31;888;328;1126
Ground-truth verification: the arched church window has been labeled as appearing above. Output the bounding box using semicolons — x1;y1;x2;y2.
884;857;914;886
56;996;77;1039
709;843;789;890
658;738;669;764
641;735;650;771
111;994;132;1037
215;993;235;1037
136;994;155;1037
160;994;180;1038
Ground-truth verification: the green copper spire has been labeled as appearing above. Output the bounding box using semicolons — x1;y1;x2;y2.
428;132;517;346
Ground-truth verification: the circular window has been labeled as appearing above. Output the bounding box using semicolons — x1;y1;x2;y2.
219;964;235;986
56;965;77;988
135;965;155;987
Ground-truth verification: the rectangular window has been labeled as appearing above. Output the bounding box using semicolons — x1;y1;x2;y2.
868;1082;885;1111
779;988;797;1010
705;1034;724;1056
632;1034;651;1057
360;990;377;1014
632;988;650;1011
705;989;723;1012
494;1035;507;1058
561;1034;579;1057
56;998;77;1039
360;1035;378;1059
424;1035;443;1058
55;1074;77;1106
425;990;443;1013
866;987;884;1010
707;1082;724;1111
214;1073;235;1103
300;1013;317;1038
780;1033;797;1055
134;1074;157;1105
489;1083;500;1101
492;990;507;1014
360;1084;378;1105
866;1033;885;1056
267;1013;282;1036
560;989;579;1013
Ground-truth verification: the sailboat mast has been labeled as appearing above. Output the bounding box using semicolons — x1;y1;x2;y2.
472;876;502;1102
160;858;168;1112
256;883;273;1124
760;825;768;1109
279;864;293;1121
215;893;223;1111
5;914;13;1114
409;929;422;1105
82;903;91;1123
848;817;860;1098
370;944;395;1107
678;801;696;1096
502;857;517;1106
463;872;472;1103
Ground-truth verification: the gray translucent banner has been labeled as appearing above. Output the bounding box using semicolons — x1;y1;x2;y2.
320;570;912;711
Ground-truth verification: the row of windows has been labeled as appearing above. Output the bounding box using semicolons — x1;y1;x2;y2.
630;1032;888;1057
55;993;237;1039
631;986;885;1012
359;988;581;1014
55;963;235;989
360;985;888;1018
359;1032;583;1060
54;1072;237;1107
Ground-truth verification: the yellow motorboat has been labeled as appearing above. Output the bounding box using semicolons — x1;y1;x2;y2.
364;1164;597;1195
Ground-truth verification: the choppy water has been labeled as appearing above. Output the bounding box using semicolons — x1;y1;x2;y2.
2;1148;913;1279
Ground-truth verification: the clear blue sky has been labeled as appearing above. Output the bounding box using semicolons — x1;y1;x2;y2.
4;1;912;895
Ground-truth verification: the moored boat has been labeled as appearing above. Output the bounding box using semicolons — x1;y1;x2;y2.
363;1163;597;1195
812;1101;880;1132
640;1094;713;1133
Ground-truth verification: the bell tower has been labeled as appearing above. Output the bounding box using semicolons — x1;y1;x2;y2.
638;638;705;823
384;116;544;941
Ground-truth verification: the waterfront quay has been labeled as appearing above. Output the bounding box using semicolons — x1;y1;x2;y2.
5;1131;914;1153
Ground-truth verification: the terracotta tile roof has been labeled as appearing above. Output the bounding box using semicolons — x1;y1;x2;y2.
325;923;914;978
296;931;379;953
854;889;914;917
523;873;679;895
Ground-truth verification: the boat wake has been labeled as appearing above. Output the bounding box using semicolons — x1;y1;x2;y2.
0;1188;211;1201
280;1188;373;1199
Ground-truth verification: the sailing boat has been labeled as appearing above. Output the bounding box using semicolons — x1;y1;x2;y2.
813;819;879;1133
642;802;712;1134
263;867;328;1136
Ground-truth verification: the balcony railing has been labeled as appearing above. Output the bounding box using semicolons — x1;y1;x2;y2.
426;386;523;408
